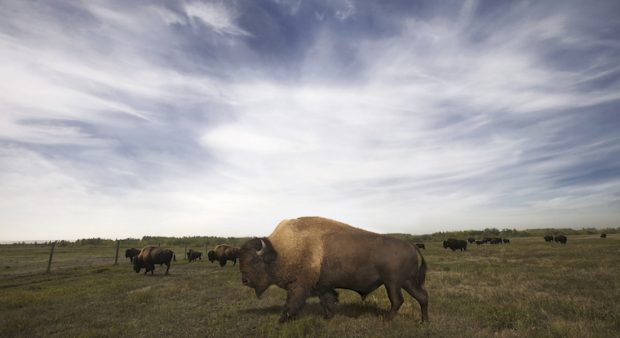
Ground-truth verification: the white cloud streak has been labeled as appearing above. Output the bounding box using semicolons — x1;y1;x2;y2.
0;1;619;240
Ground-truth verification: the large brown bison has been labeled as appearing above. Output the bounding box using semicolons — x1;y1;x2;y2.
187;249;202;262
133;246;175;275
208;244;239;267
544;235;554;242
125;248;140;263
238;217;428;323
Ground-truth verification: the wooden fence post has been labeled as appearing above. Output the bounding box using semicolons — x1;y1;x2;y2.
114;240;120;265
46;241;56;274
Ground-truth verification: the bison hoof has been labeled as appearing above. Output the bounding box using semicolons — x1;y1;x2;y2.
278;312;296;323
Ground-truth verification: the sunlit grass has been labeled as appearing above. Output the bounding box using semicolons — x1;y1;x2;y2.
1;234;619;337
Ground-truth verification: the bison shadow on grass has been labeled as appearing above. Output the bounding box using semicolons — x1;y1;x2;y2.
238;301;386;320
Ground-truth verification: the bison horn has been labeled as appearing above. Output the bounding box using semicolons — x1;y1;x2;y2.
257;239;266;256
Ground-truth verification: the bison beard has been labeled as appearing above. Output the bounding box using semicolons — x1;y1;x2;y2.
238;217;429;323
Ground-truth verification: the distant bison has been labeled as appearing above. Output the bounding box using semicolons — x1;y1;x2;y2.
238;216;428;323
133;246;175;275
443;238;467;251
490;237;503;244
125;248;140;263
187;249;202;262
475;240;484;245
415;243;426;250
208;244;239;267
554;235;567;244
502;238;510;244
544;235;554;242
600;233;607;238
467;238;475;244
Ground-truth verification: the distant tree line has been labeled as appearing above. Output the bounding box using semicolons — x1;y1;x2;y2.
3;227;618;246
389;226;619;242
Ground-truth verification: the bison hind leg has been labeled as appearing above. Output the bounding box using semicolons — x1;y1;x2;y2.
384;283;404;321
403;280;429;323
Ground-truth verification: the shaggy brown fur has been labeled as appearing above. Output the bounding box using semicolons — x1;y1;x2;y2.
125;248;140;263
187;249;202;262
209;245;239;267
239;216;428;323
133;246;175;275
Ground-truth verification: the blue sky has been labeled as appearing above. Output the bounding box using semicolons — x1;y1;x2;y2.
1;0;619;240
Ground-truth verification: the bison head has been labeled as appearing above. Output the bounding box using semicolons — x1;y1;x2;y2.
207;250;216;262
238;238;277;298
132;257;143;273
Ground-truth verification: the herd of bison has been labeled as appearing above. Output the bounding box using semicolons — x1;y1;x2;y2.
121;217;608;323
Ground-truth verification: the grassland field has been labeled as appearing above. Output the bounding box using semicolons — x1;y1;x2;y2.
1;234;619;337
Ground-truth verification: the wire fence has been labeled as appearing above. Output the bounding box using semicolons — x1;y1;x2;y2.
0;240;238;277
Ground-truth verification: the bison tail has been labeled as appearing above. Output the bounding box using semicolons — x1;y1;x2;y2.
414;246;427;289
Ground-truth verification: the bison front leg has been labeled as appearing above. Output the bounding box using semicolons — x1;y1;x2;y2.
279;285;308;323
319;289;339;319
164;262;170;275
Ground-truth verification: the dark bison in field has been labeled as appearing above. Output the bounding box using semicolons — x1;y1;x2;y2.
475;240;484;245
554;235;567;244
544;235;554;242
415;243;425;250
208;244;239;267
133;246;175;275
443;238;467;251
125;248;140;263
467;238;475;244
238;217;428;323
187;249;202;262
490;237;503;244
601;233;607;238
502;238;510;244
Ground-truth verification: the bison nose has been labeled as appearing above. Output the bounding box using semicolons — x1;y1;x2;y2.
242;277;249;285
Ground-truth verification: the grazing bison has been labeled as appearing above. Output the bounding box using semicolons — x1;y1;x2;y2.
415;243;425;250
475;240;484;245
133;246;175;275
467;238;475;244
502;238;510;244
125;248;140;263
443;238;467;251
554;235;567;244
544;235;554;242
601;233;607;238
209;244;239;267
238;217;428;323
187;249;202;262
489;237;502;244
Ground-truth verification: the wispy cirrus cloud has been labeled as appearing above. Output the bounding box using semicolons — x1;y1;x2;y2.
0;0;619;240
